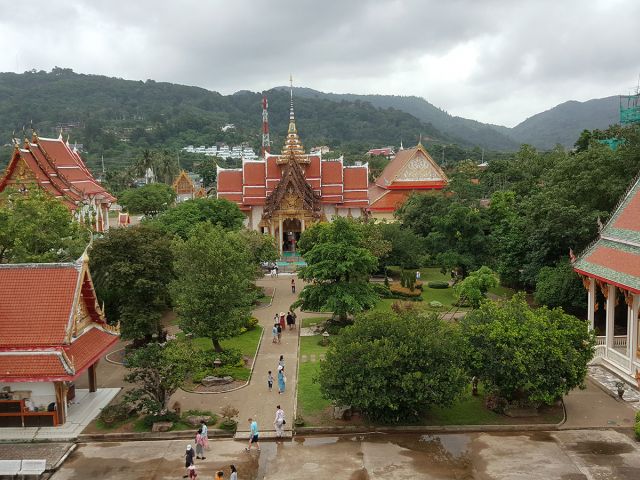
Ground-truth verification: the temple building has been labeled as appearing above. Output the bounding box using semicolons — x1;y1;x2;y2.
573;175;640;383
217;90;369;254
368;143;448;220
172;170;207;202
0;134;115;232
0;253;119;427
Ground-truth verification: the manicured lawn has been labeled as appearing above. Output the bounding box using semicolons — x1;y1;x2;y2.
297;335;332;421
179;326;263;357
301;316;329;328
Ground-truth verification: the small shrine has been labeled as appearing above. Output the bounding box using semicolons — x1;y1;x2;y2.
172;170;197;202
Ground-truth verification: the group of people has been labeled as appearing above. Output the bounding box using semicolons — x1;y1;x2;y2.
245;405;287;454
271;311;296;344
267;355;287;394
184;420;238;479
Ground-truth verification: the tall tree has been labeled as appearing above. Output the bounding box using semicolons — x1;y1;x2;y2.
151;198;244;239
0;189;88;263
461;294;594;406
170;223;255;351
319;310;467;422
90;224;174;341
119;183;176;217
294;217;378;321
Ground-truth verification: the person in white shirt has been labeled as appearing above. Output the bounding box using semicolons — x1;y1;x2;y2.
273;405;285;437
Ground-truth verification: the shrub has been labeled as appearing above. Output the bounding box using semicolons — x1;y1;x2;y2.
428;281;449;289
244;316;259;330
182;409;217;423
99;403;131;425
485;394;508;414
636;410;640;424
391;300;420;314
213;347;243;367
386;266;402;279
219;404;239;429
389;283;422;298
429;300;444;308
141;411;180;428
192;369;213;384
371;282;393;298
635;421;640;441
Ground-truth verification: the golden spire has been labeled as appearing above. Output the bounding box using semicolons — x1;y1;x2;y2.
281;74;306;161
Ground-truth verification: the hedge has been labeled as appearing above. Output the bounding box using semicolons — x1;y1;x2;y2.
428;281;449;289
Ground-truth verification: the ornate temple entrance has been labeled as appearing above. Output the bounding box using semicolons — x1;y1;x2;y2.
283;218;302;252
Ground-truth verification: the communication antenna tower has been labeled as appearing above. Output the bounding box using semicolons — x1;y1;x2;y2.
261;95;271;158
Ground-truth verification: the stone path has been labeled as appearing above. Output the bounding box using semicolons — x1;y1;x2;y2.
588;365;640;409
0;442;73;471
168;274;317;437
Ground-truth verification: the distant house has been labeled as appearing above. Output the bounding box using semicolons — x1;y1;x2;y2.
367;146;395;158
0;134;116;232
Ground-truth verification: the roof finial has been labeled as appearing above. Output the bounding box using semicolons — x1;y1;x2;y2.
400;138;404;151
418;133;423;146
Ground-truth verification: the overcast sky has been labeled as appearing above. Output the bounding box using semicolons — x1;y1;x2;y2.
1;0;638;127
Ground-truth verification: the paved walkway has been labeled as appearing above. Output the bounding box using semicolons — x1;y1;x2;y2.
588;365;640;409
169;274;315;437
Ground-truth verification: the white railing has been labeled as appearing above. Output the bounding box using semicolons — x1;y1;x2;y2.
594;336;627;347
594;344;606;358
606;347;633;372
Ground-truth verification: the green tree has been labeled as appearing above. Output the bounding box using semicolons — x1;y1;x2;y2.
237;229;278;274
170;223;255;352
461;294;594;406
377;222;427;270
319;311;467;421
195;158;218;188
124;340;201;414
119;183;176;217
294;218;378;321
534;261;586;313
90;224;174;341
453;266;499;308
0;189;89;263
152;198;244;239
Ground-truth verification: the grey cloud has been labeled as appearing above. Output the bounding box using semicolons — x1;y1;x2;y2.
0;0;637;126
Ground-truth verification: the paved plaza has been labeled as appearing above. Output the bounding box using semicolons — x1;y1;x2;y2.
50;429;640;479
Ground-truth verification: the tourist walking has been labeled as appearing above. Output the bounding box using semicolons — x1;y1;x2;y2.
188;464;198;479
215;471;224;480
290;309;297;329
267;370;274;392
229;465;238;480
277;322;282;343
286;311;293;330
200;420;209;450
291;278;296;294
245;418;260;451
277;366;286;394
274;405;285;437
183;444;195;479
272;323;278;343
195;428;206;459
279;311;286;331
278;355;285;369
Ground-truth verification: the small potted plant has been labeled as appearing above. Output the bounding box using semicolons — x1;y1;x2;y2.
615;381;626;400
219;404;239;431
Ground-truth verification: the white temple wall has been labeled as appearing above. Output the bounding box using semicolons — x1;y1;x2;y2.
2;382;56;410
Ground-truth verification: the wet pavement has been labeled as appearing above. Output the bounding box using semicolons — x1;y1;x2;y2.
50;429;640;479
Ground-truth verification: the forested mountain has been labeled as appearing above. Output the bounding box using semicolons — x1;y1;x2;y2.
279;87;624;150
510;96;620;149
281;87;520;151
0;69;449;172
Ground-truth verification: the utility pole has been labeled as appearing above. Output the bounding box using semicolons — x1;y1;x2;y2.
261;95;271;158
442;145;446;165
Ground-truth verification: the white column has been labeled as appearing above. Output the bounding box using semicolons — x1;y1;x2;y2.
605;284;616;349
301;218;305;233
587;278;595;330
278;218;283;256
632;293;640;364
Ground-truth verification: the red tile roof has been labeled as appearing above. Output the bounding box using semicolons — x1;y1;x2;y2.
64;328;118;374
0;353;68;381
614;185;640;232
585;246;640;285
0;264;80;347
375;145;447;190
368;190;410;211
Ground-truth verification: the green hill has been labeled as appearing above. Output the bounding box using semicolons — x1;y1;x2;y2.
0;68;450;172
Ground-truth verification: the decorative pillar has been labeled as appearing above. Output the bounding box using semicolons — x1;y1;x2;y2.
54;381;67;426
88;362;98;392
278;217;284;256
605;284;616;349
301;218;305;233
632;293;640;363
587;277;595;330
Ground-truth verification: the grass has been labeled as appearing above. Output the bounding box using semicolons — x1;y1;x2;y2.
297;362;331;419
300;335;330;358
373;267;516;315
301;316;330;328
178;325;263;358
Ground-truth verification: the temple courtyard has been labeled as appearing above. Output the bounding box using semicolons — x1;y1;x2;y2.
50;429;640;479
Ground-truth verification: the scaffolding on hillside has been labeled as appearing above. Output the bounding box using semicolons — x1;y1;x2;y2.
620;93;640;125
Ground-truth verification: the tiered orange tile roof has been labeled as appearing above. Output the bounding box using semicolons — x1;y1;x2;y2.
0;257;119;382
